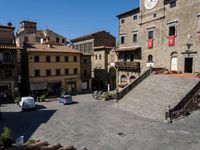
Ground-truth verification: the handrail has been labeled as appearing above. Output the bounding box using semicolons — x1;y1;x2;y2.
167;80;200;121
116;68;152;100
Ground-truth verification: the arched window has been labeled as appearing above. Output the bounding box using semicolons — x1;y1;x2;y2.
99;54;101;60
147;55;153;62
3;52;11;63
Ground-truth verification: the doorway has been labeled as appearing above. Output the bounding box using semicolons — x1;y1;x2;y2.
184;58;193;73
171;57;178;71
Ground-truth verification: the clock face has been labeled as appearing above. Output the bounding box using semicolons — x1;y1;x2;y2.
145;0;159;10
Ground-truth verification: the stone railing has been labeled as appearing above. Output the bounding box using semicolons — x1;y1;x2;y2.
116;68;152;100
166;81;200;121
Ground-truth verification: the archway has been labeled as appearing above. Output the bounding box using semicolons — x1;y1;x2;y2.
121;75;128;85
170;52;178;71
109;67;116;90
129;76;136;83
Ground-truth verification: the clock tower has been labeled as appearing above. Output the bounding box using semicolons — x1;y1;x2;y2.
140;0;165;24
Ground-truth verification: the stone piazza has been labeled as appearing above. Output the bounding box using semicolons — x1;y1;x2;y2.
0;0;200;150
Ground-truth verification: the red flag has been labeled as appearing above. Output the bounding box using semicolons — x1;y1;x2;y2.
168;35;175;46
148;39;153;49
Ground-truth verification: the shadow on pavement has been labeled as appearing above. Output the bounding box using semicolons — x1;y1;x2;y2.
0;109;56;142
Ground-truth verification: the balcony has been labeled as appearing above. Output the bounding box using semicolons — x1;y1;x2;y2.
115;61;140;72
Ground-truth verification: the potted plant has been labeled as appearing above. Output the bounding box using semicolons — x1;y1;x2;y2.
0;127;14;148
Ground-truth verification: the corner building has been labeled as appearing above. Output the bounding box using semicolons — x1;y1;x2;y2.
117;0;200;74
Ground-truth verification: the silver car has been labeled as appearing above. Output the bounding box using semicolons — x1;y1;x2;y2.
19;97;36;111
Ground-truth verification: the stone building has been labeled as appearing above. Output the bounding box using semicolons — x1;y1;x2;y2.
16;20;67;47
116;0;200;87
0;24;21;102
80;53;92;93
22;43;82;97
71;31;116;91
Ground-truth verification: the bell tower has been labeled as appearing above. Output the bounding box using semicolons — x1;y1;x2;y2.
18;20;37;34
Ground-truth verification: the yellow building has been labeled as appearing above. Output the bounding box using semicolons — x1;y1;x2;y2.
25;43;82;97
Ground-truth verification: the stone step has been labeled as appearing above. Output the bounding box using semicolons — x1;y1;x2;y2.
120;74;200;120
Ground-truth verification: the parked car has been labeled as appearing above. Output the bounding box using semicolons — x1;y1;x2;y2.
57;95;73;105
19;97;36;111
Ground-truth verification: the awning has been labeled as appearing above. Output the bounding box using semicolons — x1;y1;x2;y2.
115;46;141;52
30;82;47;91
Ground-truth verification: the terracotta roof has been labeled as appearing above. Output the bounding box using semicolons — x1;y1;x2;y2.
115;46;141;52
0;44;21;50
71;31;105;42
20;20;37;24
0;25;15;30
117;7;140;18
27;43;81;54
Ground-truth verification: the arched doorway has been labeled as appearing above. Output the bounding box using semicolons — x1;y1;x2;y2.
109;67;116;90
170;52;178;71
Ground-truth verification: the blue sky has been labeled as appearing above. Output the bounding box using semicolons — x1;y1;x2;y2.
0;0;139;40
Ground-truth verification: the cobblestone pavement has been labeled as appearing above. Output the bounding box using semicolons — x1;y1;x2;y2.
1;94;200;150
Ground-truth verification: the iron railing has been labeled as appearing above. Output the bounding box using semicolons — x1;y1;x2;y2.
166;81;200;121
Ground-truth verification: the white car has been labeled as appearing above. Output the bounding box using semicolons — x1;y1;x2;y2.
19;97;36;111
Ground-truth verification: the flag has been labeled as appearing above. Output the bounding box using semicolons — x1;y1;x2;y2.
168;35;175;46
148;39;153;49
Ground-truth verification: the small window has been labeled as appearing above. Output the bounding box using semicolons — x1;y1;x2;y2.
65;68;69;75
121;19;125;24
130;54;134;61
62;39;65;43
56;37;59;43
24;36;28;42
148;55;153;62
34;56;39;62
133;15;138;20
170;0;176;8
96;55;98;60
46;56;51;62
74;68;77;74
121;36;125;44
84;58;87;64
74;56;77;62
153;14;157;18
65;56;68;62
56;56;60;62
46;69;51;76
34;70;40;77
99;54;101;60
148;31;154;39
169;26;176;36
133;34;138;42
4;70;12;77
3;52;11;63
56;69;61;76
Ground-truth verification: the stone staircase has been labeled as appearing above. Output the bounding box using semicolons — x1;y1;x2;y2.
118;74;200;120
